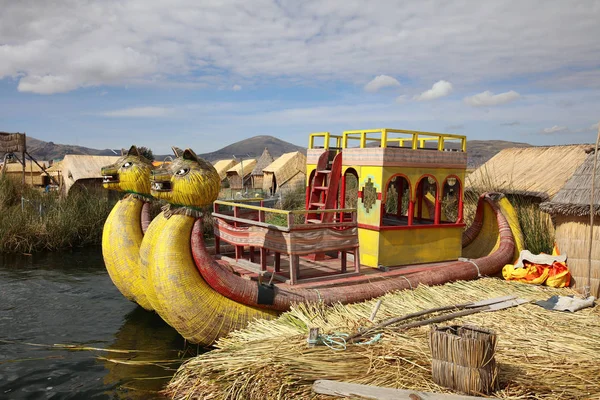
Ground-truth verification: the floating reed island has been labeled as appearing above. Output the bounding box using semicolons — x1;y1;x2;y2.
166;278;600;400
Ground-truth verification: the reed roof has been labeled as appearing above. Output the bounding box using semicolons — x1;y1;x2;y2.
226;158;256;178
263;151;306;186
251;148;274;176
467;144;590;200
213;159;239;180
1;160;48;174
61;155;120;192
540;150;600;216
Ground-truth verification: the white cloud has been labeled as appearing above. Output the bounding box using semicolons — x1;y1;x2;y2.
2;1;600;94
414;80;453;101
464;90;520;107
232;84;242;91
364;75;400;92
101;106;174;117
541;125;568;134
17;75;80;94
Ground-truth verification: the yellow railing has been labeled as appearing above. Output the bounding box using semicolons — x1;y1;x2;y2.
309;128;466;152
308;132;344;150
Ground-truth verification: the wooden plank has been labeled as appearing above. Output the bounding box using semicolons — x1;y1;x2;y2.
312;380;488;400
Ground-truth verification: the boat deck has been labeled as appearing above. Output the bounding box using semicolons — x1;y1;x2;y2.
216;249;454;290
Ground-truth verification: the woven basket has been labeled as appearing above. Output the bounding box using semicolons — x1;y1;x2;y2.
428;324;498;395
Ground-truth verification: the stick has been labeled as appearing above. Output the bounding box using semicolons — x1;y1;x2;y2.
369;299;383;322
388;298;528;332
587;121;600;298
347;295;516;343
313;379;489;399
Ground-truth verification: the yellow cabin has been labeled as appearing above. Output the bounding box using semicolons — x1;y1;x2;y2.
306;128;466;268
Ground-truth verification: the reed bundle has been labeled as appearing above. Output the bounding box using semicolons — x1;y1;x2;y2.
429;325;497;395
166;278;600;400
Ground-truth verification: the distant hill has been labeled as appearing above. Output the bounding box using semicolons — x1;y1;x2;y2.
194;135;306;162
25;137;117;160
18;135;531;168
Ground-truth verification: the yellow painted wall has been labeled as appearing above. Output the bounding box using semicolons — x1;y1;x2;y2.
378;226;463;267
358;229;380;267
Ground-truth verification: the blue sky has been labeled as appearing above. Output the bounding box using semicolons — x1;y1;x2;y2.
1;0;600;154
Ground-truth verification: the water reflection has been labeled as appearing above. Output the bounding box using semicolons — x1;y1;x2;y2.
0;247;189;400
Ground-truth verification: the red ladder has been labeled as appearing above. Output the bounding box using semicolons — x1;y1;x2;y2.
306;151;342;223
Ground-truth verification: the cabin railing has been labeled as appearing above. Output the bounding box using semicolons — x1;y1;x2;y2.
308;128;466;152
213;200;357;232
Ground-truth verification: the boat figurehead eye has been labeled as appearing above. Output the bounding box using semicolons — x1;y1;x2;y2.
176;168;190;176
123;162;133;168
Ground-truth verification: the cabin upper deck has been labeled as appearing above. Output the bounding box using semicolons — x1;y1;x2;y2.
306;128;468;169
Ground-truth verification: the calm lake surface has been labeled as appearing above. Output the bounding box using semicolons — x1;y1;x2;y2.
0;247;190;400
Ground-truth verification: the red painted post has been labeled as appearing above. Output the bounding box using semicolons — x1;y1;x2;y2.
434;194;441;225
408;200;414;225
457;183;464;223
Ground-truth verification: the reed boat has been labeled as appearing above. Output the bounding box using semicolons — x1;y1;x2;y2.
103;129;524;346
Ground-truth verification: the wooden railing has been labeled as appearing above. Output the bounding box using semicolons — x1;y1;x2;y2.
213;200;357;232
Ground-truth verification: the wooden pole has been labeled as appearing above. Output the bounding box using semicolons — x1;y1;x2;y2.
586;122;600;298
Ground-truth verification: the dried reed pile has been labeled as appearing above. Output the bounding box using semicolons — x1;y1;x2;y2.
166;278;600;399
429;325;497;395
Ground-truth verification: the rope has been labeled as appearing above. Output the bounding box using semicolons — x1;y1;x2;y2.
307;332;383;350
459;257;482;278
400;276;413;290
312;288;323;303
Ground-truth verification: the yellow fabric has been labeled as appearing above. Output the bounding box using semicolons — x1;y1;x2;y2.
143;213;276;345
102;197;153;310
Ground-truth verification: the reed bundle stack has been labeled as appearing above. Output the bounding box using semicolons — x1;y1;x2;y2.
166;279;600;400
429;325;497;395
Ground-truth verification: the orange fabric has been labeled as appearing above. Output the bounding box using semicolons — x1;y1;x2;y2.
502;253;571;288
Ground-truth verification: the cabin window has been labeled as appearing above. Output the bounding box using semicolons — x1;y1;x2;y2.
441;176;463;223
382;175;411;226
341;169;359;209
413;175;439;225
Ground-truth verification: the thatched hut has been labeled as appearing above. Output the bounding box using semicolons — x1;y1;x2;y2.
1;159;49;186
250;148;274;189
467;145;590;202
213;159;239;181
226;158;256;190
60;155;120;195
262;151;307;195
540;149;600;296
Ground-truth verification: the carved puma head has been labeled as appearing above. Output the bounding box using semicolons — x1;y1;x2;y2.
150;147;220;208
101;146;153;196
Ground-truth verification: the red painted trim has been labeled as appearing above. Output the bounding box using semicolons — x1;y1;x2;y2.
376;192;382;200
358;222;466;231
357;191;363;199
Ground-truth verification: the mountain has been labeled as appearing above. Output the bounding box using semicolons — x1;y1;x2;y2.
25;137;117;160
194;135;306;162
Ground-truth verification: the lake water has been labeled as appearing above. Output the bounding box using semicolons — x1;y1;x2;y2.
0;247;191;400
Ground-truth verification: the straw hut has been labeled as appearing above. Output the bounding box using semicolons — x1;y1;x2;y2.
0;159;49;186
540;149;600;296
60;155;120;195
250;148;274;189
226;158;256;190
467;145;590;202
212;159;239;181
262;151;307;195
